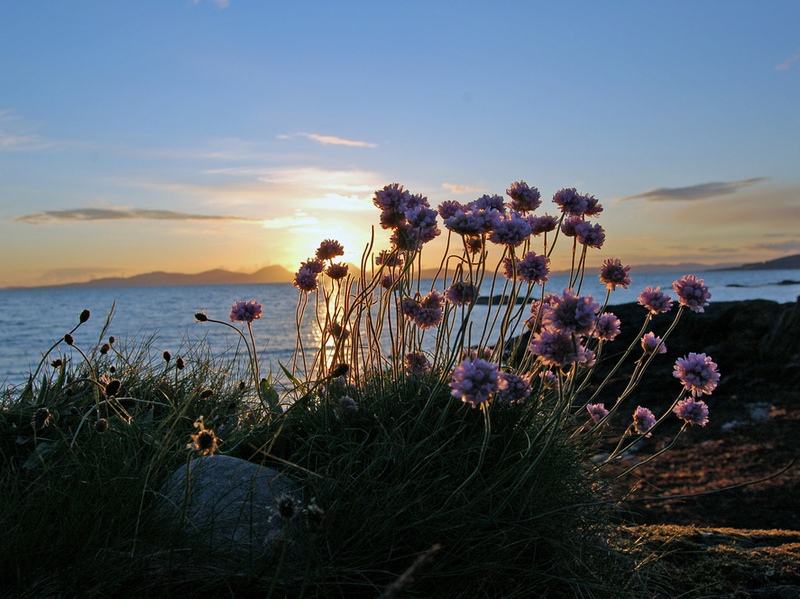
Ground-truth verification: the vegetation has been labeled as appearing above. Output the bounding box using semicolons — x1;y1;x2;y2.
1;182;723;598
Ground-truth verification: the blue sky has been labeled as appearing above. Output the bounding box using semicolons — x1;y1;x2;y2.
1;1;798;287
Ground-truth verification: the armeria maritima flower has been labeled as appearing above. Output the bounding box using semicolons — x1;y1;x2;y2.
633;406;657;434
638;286;673;315
587;403;609;423
673;397;710;427
541;289;599;336
599;258;632;291
230;299;263;323
495;372;531;405
529;329;593;367
315;239;345;261
673;352;720;396
641;331;667;355
593;312;621;341
672;274;711;313
449;357;505;408
506;180;542;213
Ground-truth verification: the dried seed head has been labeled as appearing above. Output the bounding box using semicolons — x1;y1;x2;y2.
99;343;110;355
108;336;116;345
162;350;171;363
194;312;208;322
79;309;91;323
175;356;185;370
51;358;63;368
276;495;296;519
64;334;74;346
199;389;214;399
109;365;116;374
105;379;122;397
329;363;349;379
188;428;217;456
95;418;109;433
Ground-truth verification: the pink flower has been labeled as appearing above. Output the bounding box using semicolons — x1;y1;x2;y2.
672;274;711;313
673;397;709;426
641;331;667;355
633;406;656;434
230;300;262;323
599;258;631;291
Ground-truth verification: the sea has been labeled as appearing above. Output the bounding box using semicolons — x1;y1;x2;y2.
1;269;798;387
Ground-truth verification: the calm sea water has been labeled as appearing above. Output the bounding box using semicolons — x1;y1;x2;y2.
1;270;798;386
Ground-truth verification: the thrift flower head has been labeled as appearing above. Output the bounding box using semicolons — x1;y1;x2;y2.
674;397;710;427
641;331;667;355
488;212;532;247
380;273;397;289
188;420;218;456
542;289;599;335
587;403;609;423
405;351;431;375
673;274;711;313
449;358;504;408
316;239;345;261
576;222;605;248
506;180;542;213
402;291;444;329
529;329;592;367
375;249;404;268
560;215;583;237
633;406;657;435
599;258;632;291
594;312;621;341
230;299;263;323
446;281;478;306
438;200;463;220
495;372;531;405
538;370;559;390
325;262;349;280
638;286;673;315
293;266;319;292
583;195;603;216
553;188;589;216
474;194;505;212
504;251;550;284
673;353;720;396
528;214;559;235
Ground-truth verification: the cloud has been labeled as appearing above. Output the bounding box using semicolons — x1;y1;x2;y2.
191;0;230;8
621;178;766;202
0;110;51;151
442;182;484;194
775;49;800;71
282;133;377;148
259;214;319;229
15;206;258;225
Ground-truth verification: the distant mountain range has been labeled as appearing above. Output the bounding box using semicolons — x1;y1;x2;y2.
6;254;799;290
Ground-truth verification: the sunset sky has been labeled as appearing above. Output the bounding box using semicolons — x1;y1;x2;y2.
1;1;799;288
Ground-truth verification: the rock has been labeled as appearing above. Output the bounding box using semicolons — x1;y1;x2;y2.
160;454;302;561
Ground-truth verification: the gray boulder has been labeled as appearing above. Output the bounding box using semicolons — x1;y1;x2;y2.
160;454;301;560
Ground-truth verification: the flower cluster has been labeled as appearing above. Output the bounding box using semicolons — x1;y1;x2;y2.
373;183;440;251
673;352;720;396
230;299;263;323
449;358;506;408
401;290;445;329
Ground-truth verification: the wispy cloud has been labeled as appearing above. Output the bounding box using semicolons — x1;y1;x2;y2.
260;214;319;229
281;132;378;148
15;206;258;225
0;110;51;151
621;178;766;202
191;0;230;8
442;182;484;194
775;49;800;71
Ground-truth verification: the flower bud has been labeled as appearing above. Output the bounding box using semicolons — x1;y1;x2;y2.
162;350;171;363
194;312;208;322
95;418;109;433
79;309;91;323
200;389;214;399
108;336;116;345
64;333;74;346
51;359;63;368
329;363;350;379
176;356;185;370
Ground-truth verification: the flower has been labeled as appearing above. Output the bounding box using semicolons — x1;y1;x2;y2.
641;331;667;355
553;188;589;216
599;258;632;291
672;274;711;313
673;353;720;396
528;214;559;234
401;291;444;329
504;251;550;284
560;215;583;237
488;211;532;247
325;262;349;280
449;358;504;408
506;181;542;213
375;249;404;268
445;281;478;306
593;312;621;341
438;200;464;220
541;289;599;335
495;372;531;405
405;351;431;375
380;273;397;289
538;370;559;390
327;321;349;340
339;396;359;413
316;239;345;261
673;397;710;427
633;406;656;434
638;286;673;315
529;329;592;367
293;265;319;292
583;195;603;216
587;403;609;423
576;222;605;248
474;194;505;212
230;299;263;323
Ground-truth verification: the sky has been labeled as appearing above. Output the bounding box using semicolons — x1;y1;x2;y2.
1;1;799;288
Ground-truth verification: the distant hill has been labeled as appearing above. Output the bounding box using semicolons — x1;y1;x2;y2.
18;265;296;290
716;253;800;271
